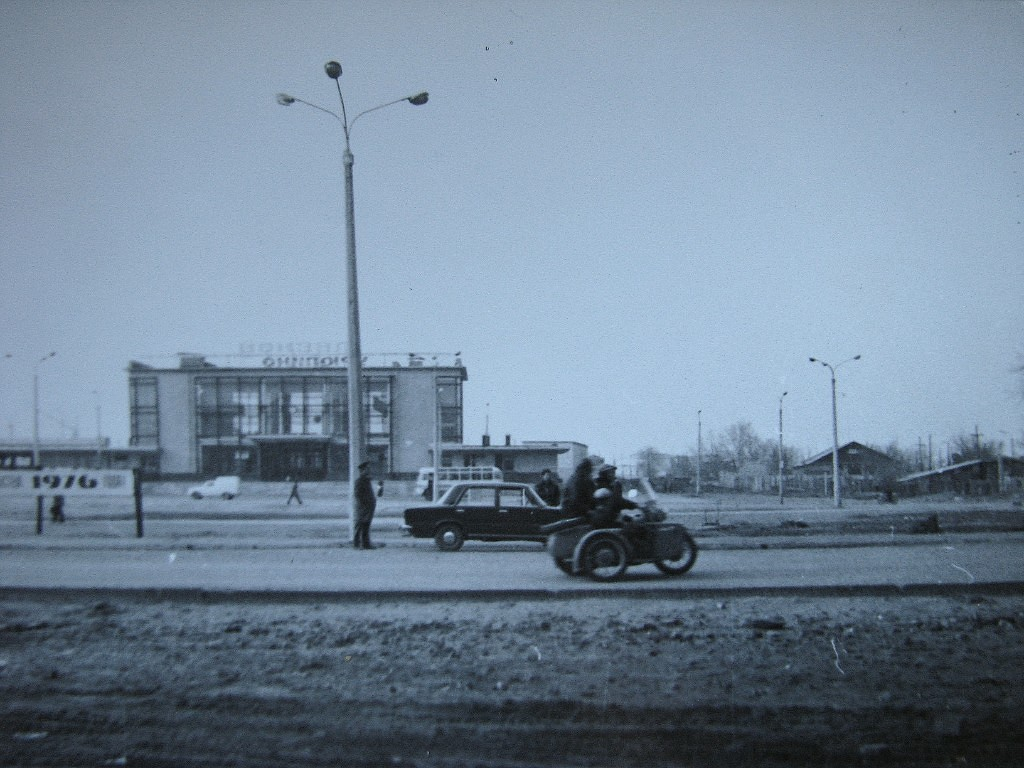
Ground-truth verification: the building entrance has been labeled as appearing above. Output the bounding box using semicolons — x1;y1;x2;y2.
257;440;330;481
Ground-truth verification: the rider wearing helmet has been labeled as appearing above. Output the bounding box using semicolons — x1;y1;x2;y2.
589;463;639;528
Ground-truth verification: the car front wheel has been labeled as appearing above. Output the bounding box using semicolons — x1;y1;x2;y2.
433;523;465;552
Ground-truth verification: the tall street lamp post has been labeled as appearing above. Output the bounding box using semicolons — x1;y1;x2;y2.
278;63;428;540
32;351;56;468
695;410;702;497
809;355;861;508
778;391;787;505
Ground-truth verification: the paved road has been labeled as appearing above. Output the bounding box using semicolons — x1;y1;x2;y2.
2;531;1022;597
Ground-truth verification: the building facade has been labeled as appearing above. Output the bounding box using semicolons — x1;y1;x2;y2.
793;441;897;496
128;352;467;481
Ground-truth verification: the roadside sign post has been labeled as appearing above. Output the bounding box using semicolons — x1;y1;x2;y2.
0;468;141;537
133;469;143;538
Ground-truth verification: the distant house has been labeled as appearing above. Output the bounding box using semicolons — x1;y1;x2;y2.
794;441;897;497
719;461;773;492
897;457;1024;497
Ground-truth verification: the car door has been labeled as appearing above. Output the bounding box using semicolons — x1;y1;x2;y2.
530;487;568;529
450;485;498;536
496;486;537;536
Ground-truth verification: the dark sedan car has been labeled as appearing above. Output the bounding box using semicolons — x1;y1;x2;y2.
403;481;570;551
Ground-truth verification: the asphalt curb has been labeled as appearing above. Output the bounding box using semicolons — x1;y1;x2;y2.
2;581;1023;604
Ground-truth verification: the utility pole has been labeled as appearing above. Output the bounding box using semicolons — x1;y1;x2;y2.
695;410;702;497
778;392;787;505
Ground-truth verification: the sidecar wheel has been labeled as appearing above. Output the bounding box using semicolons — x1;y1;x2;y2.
553;557;573;575
581;536;627;582
655;530;698;575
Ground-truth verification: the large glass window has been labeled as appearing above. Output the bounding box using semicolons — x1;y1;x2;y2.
196;377;218;437
304;377;326;436
194;374;391;441
437;377;462;443
366;379;391;437
260;378;282;434
282;379;303;435
129;377;159;446
326;378;345;435
238;380;259;435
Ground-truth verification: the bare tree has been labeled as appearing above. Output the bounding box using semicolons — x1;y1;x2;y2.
950;432;1000;462
633;446;667;478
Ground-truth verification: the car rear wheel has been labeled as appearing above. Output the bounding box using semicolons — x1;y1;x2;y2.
654;530;698;575
433;523;465;552
581;536;627;581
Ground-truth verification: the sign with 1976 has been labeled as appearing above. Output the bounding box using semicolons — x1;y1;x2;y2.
0;469;135;497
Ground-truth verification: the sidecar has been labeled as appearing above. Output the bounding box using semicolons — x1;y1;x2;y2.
546;520;698;582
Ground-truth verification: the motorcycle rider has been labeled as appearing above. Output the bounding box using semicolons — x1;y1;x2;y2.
562;457;595;519
589;463;639;528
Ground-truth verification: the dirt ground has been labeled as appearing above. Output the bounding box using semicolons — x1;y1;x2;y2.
1;590;1022;767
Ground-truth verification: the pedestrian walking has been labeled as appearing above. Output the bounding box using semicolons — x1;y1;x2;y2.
49;495;66;523
286;476;302;505
353;461;379;549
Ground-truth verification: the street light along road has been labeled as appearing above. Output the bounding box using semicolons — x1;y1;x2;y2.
33;351;57;468
809;355;861;508
277;62;427;541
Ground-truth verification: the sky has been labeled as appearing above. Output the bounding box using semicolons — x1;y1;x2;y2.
1;0;1022;466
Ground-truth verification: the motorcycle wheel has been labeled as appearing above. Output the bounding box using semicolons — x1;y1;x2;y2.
655;529;698;575
581;536;627;582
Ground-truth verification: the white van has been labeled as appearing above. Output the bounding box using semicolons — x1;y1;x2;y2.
415;466;503;496
187;475;241;500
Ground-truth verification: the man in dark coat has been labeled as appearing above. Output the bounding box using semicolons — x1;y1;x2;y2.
534;468;561;506
353;461;378;549
561;457;596;520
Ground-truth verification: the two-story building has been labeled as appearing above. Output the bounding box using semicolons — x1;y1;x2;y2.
128;351;467;481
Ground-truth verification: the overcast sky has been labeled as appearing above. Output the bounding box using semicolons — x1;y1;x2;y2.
1;0;1021;465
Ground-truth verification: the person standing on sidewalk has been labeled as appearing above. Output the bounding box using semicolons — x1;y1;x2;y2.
353;461;379;549
286;476;303;505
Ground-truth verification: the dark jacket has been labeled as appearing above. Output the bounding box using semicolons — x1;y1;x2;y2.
589;477;638;528
562;460;595;518
355;472;376;522
535;478;562;506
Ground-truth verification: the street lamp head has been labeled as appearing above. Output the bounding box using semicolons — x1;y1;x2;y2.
324;61;342;80
407;92;429;106
809;357;817;363
276;93;296;106
853;354;861;361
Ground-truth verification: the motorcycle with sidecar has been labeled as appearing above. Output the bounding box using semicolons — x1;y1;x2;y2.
543;500;698;582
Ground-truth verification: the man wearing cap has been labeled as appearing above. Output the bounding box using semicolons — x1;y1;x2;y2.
590;463;639;528
353;460;379;549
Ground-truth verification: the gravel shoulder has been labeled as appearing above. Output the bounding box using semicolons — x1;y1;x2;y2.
2;591;1022;767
